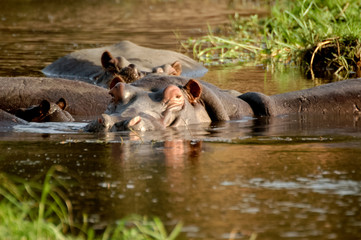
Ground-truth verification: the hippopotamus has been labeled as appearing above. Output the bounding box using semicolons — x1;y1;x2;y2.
0;77;110;120
95;50;183;87
13;98;74;122
42;40;207;84
85;75;241;132
84;75;361;132
0;109;28;132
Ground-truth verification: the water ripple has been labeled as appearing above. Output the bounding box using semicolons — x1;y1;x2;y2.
221;177;361;196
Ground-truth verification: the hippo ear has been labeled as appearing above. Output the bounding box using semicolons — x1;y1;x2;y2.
56;98;67;110
39;100;51;114
101;51;122;73
101;51;114;68
109;76;125;90
170;61;182;76
183;79;202;104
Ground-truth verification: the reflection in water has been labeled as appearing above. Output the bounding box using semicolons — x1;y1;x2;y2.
204;65;318;95
1;134;361;239
1;113;361;239
0;0;267;77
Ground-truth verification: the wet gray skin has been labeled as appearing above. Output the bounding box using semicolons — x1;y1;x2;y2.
0;109;27;132
240;78;361;116
0;77;111;118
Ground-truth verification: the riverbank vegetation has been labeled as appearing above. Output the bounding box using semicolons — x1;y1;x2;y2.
0;166;182;240
182;0;361;79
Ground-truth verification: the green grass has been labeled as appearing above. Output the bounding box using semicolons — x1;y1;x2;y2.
0;166;182;240
182;0;361;79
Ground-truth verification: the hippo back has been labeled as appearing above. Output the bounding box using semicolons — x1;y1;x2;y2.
0;77;110;118
0;109;27;131
42;41;207;82
240;78;361;116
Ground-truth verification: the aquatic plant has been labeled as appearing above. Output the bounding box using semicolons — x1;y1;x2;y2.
0;166;182;240
0;166;75;239
183;0;361;79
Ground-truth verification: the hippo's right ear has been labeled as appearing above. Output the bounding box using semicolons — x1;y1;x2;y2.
56;98;67;110
184;79;202;104
109;76;125;90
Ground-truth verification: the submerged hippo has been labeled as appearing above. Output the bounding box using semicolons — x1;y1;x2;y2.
84;75;253;132
0;109;28;131
42;40;207;83
95;50;183;87
85;75;361;132
13;98;74;122
0;77;110;119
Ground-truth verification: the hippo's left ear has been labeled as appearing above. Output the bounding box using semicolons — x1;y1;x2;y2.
56;98;67;110
183;79;202;104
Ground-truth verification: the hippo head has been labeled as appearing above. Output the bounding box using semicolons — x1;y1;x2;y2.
152;60;182;76
14;98;74;122
95;51;182;88
85;77;210;132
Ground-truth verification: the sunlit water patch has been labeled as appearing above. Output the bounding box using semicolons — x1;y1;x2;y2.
13;122;88;134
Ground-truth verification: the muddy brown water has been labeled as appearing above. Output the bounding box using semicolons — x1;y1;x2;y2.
1;1;361;239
